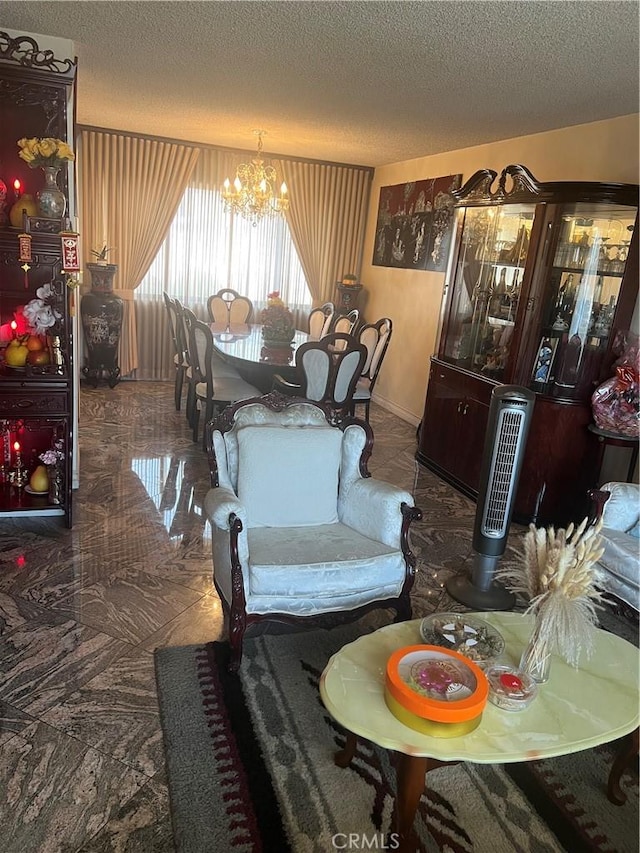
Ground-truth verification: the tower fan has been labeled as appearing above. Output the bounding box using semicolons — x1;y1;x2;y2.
446;385;536;610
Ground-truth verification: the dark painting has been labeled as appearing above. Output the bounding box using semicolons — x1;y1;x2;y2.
372;174;462;271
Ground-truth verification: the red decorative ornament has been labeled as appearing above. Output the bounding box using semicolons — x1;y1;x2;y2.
499;672;524;691
60;231;81;272
18;232;32;262
18;232;32;288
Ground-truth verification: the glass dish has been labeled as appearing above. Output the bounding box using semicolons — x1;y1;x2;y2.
485;664;538;711
419;612;505;668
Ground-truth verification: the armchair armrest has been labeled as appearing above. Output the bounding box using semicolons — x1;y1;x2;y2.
204;486;250;614
339;477;418;549
204;486;247;531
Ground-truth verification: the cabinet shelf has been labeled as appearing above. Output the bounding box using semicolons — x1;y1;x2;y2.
551;265;625;278
0;487;65;514
0;32;76;527
418;164;638;526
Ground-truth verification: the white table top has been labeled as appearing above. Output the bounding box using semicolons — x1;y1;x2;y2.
319;612;639;763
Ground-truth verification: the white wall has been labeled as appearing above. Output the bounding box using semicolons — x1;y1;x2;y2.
361;113;640;425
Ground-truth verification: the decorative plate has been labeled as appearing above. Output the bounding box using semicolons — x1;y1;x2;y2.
419;613;505;667
25;485;49;495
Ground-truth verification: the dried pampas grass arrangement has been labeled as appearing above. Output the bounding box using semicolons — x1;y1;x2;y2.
498;517;605;669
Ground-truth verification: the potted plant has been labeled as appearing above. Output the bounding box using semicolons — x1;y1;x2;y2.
260;291;295;346
90;244;115;266
342;273;358;286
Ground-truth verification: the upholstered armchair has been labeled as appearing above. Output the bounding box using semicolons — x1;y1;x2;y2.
204;392;422;670
589;481;640;612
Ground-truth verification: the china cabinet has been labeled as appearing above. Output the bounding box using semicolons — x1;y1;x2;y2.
417;165;638;525
0;32;76;527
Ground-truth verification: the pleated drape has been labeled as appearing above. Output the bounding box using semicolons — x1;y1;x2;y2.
78;130;199;376
273;159;372;305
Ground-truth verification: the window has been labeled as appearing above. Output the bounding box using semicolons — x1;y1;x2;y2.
136;149;311;317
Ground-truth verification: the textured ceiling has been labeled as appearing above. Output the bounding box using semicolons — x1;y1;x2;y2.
2;1;639;166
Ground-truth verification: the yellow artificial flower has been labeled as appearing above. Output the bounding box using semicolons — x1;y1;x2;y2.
56;142;75;161
16;137;75;169
38;138;58;158
18;147;36;164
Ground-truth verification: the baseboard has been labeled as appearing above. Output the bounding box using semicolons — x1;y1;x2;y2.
371;392;421;427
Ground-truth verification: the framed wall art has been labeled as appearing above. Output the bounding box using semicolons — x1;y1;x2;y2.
372;173;462;272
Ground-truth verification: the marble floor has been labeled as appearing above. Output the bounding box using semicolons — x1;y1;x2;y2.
0;381;426;853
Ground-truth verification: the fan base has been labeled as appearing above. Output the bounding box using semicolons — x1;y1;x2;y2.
446;575;515;611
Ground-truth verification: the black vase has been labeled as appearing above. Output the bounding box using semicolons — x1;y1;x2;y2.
81;263;124;388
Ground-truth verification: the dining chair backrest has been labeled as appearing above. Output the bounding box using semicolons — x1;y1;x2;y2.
163;291;189;411
173;297;191;368
162;291;180;355
188;314;214;393
332;308;359;336
359;318;393;386
308;301;335;338
295;332;367;409
181;305;199;369
207;289;254;325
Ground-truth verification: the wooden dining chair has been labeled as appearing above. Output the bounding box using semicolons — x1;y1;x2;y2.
174;298;197;426
332;309;360;337
187;314;261;448
308;302;335;339
207;289;254;326
162;291;188;411
351;318;393;421
272;332;367;421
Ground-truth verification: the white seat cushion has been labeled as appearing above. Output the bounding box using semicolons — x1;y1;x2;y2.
195;377;259;403
352;376;372;400
211;351;244;380
247;522;404;597
237;424;342;527
596;527;639;588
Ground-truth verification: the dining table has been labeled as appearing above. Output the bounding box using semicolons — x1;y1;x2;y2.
210;322;311;392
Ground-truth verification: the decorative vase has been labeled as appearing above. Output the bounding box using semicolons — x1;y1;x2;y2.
519;619;551;683
46;463;63;504
81;263;124;388
37;166;66;220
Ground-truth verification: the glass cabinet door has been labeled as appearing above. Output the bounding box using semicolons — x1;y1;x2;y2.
442;203;536;380
533;202;637;398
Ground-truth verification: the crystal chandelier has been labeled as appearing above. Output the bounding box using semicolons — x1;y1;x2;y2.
222;130;289;225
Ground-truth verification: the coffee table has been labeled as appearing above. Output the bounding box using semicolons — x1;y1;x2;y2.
319;612;639;852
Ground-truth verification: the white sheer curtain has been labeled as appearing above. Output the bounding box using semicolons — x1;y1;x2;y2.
136;148;311;379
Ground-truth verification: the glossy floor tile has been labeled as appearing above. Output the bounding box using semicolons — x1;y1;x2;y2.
0;381;423;852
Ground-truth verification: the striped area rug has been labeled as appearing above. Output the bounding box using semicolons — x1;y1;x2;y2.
155;624;638;853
